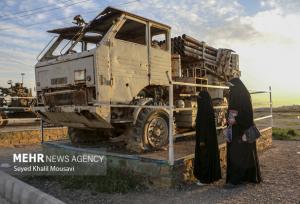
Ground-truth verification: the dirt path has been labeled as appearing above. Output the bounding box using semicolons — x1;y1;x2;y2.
3;140;297;204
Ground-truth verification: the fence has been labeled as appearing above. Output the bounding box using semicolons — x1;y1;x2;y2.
167;83;272;165
37;82;272;166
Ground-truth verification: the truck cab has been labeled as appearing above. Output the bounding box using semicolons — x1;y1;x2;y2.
35;7;174;151
35;7;171;126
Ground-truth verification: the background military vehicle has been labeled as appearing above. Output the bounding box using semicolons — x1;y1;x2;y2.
0;77;37;127
34;7;240;152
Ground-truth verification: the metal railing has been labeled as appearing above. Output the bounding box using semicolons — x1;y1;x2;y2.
36;81;272;166
0;97;36;99
94;82;272;165
167;83;272;165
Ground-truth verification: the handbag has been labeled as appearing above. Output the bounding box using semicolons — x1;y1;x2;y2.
244;125;261;143
223;126;233;143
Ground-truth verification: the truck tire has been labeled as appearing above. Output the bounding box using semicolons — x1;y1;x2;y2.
127;108;174;152
0;112;8;128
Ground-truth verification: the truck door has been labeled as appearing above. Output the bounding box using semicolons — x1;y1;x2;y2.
109;18;149;103
149;25;171;86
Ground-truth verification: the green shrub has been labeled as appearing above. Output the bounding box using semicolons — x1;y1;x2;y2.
287;129;296;136
59;169;147;193
272;128;300;140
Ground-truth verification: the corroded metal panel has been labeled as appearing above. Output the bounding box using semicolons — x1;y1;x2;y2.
109;39;149;103
36;54;95;92
150;47;171;85
44;90;87;106
95;42;111;104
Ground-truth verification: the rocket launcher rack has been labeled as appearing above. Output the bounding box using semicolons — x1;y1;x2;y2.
171;34;240;80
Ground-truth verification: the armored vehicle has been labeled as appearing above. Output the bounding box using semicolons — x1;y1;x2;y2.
0;80;37;127
34;7;240;152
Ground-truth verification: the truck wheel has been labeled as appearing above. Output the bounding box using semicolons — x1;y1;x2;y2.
129;109;171;152
0;112;8;128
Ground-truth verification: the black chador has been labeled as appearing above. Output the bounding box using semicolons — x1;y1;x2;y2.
193;91;222;183
226;78;262;185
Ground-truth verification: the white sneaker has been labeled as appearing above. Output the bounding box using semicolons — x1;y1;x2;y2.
196;181;207;186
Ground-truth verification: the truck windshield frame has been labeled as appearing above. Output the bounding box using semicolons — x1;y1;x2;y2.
115;19;147;46
151;26;169;51
39;12;121;62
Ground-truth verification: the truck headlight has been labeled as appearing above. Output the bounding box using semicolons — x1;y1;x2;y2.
74;70;86;81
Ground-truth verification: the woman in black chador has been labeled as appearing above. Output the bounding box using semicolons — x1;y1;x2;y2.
193;91;221;185
226;78;262;187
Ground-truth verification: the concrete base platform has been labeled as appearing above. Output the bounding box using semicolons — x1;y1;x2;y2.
43;127;272;187
0;127;67;147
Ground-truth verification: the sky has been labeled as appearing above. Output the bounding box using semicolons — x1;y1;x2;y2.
0;0;299;107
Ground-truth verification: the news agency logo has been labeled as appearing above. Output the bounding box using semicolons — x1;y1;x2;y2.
13;153;105;163
9;153;107;175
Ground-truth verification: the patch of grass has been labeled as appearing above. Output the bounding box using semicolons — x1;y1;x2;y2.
272;128;300;140
287;129;296;136
59;169;147;193
19;169;147;193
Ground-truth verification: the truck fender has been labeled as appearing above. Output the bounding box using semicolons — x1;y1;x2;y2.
132;98;153;125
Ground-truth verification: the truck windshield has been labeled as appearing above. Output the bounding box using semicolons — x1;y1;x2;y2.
39;28;107;61
39;12;119;61
51;31;100;57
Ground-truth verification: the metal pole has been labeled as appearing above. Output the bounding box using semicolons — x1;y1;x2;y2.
168;84;174;165
269;86;273;127
172;81;229;89
40;119;44;143
21;73;25;85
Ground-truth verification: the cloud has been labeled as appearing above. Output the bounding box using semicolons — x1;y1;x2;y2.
205;19;261;47
0;21;45;38
0;35;44;50
205;7;300;105
0;0;300;105
3;0;17;7
123;0;244;40
261;0;300;13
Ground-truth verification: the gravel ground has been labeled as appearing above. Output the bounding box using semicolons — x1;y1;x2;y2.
6;140;298;204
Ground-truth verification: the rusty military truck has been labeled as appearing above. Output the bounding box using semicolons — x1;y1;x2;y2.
34;7;240;152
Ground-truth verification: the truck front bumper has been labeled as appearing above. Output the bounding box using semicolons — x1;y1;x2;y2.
33;105;112;129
